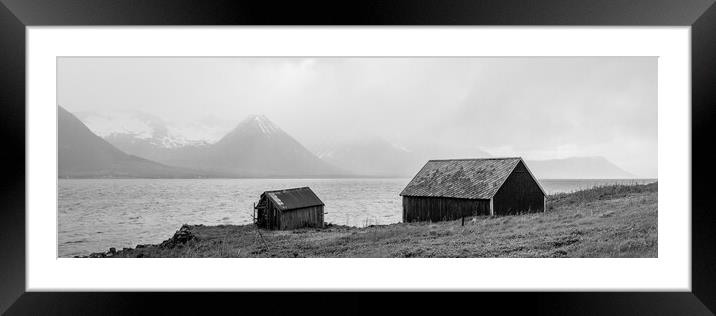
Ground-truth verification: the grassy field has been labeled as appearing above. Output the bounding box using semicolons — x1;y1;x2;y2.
95;182;657;258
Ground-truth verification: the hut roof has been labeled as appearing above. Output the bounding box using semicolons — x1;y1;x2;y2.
399;157;544;199
262;187;324;211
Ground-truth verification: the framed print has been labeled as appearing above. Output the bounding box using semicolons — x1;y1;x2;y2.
2;0;716;314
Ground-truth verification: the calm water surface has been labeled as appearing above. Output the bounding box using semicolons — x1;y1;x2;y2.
58;178;656;257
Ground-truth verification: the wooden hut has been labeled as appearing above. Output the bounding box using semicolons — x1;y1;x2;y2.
399;158;546;222
254;187;325;230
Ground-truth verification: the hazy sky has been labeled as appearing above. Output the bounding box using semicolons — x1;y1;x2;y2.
58;57;657;177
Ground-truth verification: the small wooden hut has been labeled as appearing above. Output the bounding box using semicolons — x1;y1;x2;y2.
400;158;546;222
254;187;325;230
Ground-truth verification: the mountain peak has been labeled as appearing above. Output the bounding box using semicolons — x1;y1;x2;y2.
236;114;281;136
205;114;345;176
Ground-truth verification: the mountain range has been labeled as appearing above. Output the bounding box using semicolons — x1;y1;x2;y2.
313;138;494;177
525;157;635;179
59;107;639;179
61;108;345;178
58;106;204;178
313;138;421;177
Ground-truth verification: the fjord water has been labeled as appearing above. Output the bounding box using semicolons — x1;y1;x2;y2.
58;178;656;257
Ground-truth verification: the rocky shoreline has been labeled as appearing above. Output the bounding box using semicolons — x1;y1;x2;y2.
78;224;200;258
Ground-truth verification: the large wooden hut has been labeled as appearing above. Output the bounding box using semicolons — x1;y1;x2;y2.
254;187;325;230
400;158;546;222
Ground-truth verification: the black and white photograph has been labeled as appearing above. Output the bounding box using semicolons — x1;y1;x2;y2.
57;57;657;258
5;0;716;313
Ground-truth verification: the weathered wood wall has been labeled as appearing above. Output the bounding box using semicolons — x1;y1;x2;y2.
255;196;279;229
402;196;491;222
256;196;324;230
493;161;545;215
279;205;324;230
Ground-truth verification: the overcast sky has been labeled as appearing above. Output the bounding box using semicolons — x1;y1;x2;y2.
58;57;657;177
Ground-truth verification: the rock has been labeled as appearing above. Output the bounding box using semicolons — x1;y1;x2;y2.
109;247;116;254
159;225;198;249
136;253;144;258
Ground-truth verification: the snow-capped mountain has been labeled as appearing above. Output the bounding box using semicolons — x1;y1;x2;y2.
75;110;230;164
78;112;346;177
58;106;204;178
76;110;221;148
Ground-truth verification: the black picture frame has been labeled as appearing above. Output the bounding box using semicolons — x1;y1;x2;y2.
1;0;715;314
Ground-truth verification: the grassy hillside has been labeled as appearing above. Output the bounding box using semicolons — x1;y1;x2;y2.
92;182;657;258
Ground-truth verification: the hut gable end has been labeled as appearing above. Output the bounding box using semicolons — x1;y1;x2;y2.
492;160;547;214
